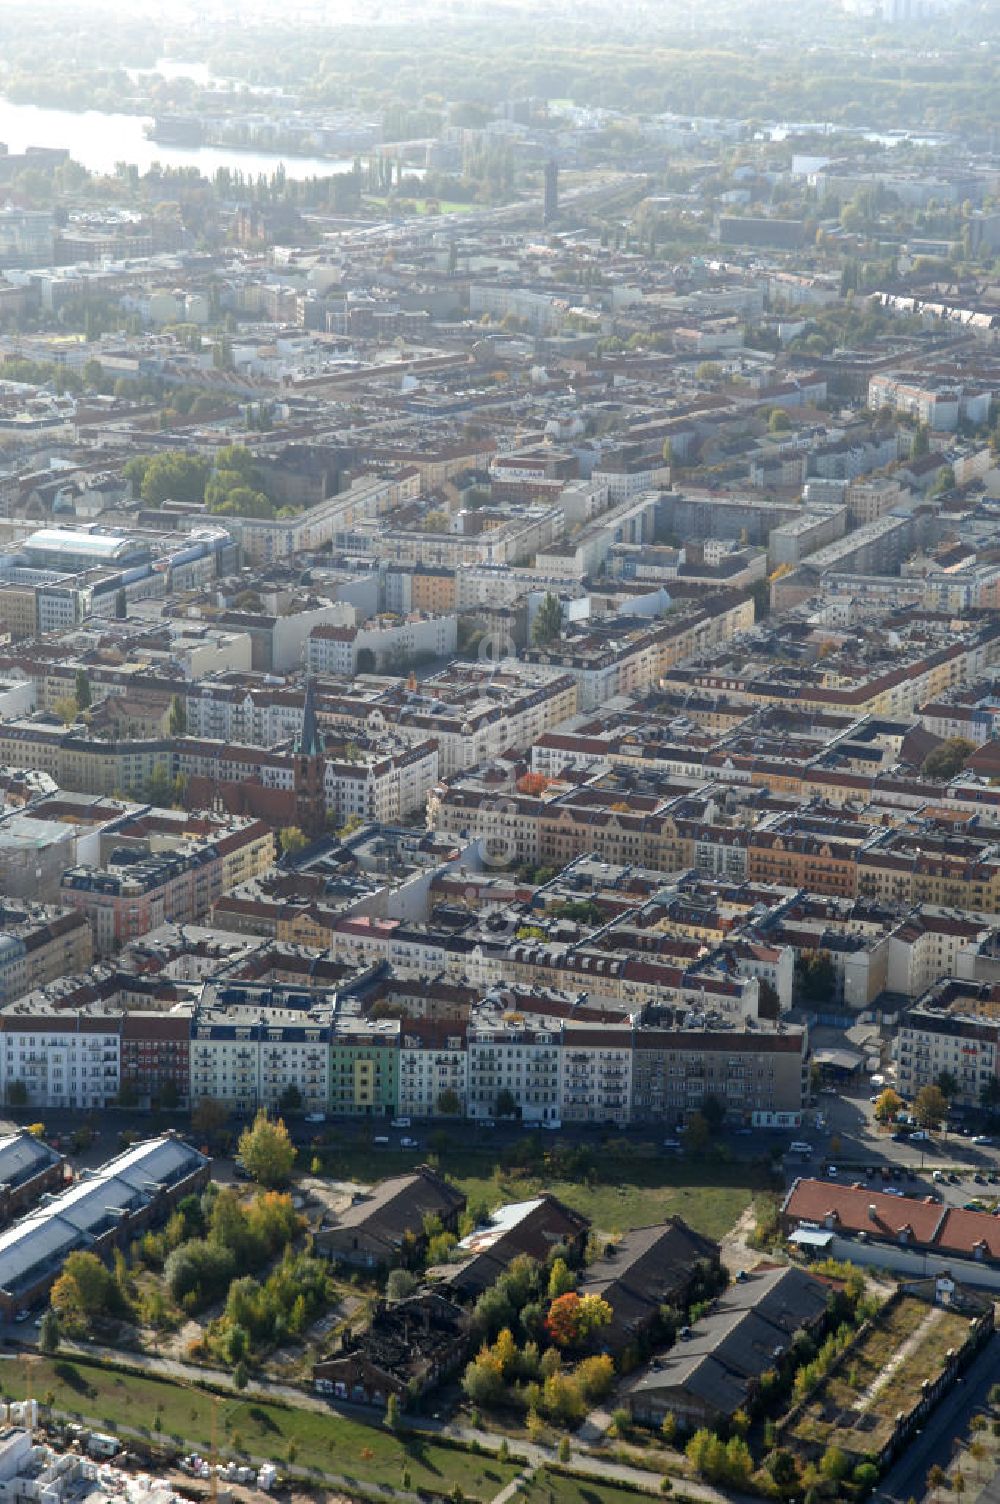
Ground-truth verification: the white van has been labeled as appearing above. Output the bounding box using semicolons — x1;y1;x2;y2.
790;1141;814;1157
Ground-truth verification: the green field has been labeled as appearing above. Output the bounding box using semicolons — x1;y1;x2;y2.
315;1136;769;1241
0;1356;518;1501
451;1168;753;1242
520;1468;659;1503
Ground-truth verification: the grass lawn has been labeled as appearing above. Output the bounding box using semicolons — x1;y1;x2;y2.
315;1135;769;1241
0;1355;518;1501
521;1468;657;1503
452;1167;753;1242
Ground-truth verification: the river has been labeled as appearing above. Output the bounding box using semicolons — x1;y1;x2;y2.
0;96;357;181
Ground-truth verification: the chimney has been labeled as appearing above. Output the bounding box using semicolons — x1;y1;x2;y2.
868;1203;877;1221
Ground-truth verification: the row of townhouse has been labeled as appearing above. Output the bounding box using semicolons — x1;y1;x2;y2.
894;978;1000;1109
0;906;92;1006
662;620;1000;721
431;783;1000;916
59;819;275;955
0;983;808;1123
0;712;438;823
218;472;411;566
525;590;754;710
0;650;580;781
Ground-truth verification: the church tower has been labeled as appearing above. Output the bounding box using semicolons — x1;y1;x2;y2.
294;677;326;837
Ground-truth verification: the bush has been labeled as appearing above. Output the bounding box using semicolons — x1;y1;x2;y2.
164;1240;236;1308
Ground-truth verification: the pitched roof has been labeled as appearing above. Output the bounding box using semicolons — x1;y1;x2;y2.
782;1177;947;1246
581;1219;719;1350
625;1264;829;1417
322;1167;466;1257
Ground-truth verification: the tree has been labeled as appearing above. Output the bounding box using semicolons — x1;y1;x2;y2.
191;1097;228;1142
51;1251;121;1321
547;1258;576;1300
436;1088;461;1116
874;1088;903;1123
768;408;791;432
796;949;837;1005
701;1095;726;1132
386;1392;401;1430
495;1089;519;1120
115;588;127;619
981;1077;1000;1114
684;1111;711;1154
819;1446;850;1483
74;669;91;712
139;452;212;507
237;1110;296;1187
922;737;975;781
387;1269;418;1302
915;1084;948;1129
164;1239;236;1306
545;1292;612;1348
53;696;79;726
532;592;563;647
278;1083;302;1114
936;1070;959;1100
38;1309;59;1355
168;695;187;736
767;1449;798;1489
278;827;307;857
6;1080;26;1108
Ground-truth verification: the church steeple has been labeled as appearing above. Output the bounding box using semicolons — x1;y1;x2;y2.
297;675;323;758
294;676;326;837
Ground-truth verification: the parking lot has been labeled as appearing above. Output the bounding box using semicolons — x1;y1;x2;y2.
785;1081;1000;1210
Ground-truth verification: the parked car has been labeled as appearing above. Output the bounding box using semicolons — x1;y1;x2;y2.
400;1136;419;1149
974;1135;993;1146
391;1117;411;1129
825;1164;838;1177
663;1137;683;1150
304;1112;326;1125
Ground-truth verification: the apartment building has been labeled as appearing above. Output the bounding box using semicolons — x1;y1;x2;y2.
0;907;92;1006
398;1021;468;1118
121;1011;192;1110
466;1018;562;1125
60;818;274;956
631;1025;808;1124
328;1020;400;1117
0;1004;121;1111
189;987;335;1115
558;1026;633;1126
896;979;1000;1108
306;613;457;676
